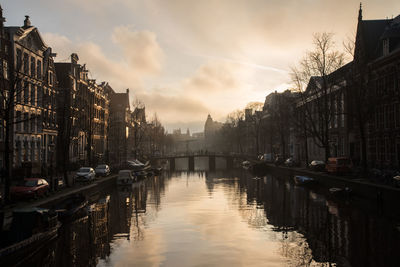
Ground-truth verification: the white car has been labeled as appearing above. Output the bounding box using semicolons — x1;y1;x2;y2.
75;167;96;182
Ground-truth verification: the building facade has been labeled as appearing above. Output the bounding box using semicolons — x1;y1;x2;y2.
6;16;58;175
109;89;130;166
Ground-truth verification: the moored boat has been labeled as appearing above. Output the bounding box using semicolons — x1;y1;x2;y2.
293;175;315;185
0;208;60;265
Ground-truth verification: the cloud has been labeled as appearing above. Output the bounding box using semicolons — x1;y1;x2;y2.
43;25;164;90
138;91;209;122
112;25;163;74
184;61;241;94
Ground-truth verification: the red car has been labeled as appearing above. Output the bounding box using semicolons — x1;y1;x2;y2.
11;178;50;200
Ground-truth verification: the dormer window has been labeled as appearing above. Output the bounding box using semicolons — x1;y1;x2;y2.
383;38;389;56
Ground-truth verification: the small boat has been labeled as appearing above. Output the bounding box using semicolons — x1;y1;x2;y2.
0;207;60;264
293;175;315;185
55;194;88;222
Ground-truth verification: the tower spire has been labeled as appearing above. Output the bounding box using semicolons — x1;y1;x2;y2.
358;2;363;21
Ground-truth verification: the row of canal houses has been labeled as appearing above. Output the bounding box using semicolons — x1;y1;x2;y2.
0;6;138;176
260;7;400;169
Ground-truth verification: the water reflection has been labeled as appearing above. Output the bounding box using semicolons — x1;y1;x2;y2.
18;170;400;267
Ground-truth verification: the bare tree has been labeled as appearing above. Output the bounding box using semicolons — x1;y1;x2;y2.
245;102;264;154
291;32;346;161
132;97;146;159
225;109;245;153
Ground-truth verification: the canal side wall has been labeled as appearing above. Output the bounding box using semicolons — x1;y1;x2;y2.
39;175;118;209
263;164;400;212
1;175;118;212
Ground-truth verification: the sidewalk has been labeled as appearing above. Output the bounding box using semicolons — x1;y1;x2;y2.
1;174;117;226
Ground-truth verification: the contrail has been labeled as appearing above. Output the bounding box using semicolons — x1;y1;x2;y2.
188;53;288;74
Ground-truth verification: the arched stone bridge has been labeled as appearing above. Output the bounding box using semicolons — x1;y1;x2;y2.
150;153;254;171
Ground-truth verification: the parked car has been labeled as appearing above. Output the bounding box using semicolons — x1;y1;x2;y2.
262;153;273;162
326;157;352;174
95;164;110;177
11;178;50;200
309;160;325;171
284;158;296;167
117;170;136;185
75;167;96;182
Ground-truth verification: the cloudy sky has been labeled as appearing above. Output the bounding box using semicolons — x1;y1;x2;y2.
2;0;399;132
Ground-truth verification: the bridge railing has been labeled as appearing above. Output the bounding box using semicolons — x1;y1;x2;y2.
151;152;255;159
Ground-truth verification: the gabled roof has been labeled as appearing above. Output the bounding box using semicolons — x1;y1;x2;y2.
360;19;391;60
111;92;130;110
357;13;400;61
5;25;47;51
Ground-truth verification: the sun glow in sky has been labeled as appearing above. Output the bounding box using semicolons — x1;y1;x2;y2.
3;0;400;132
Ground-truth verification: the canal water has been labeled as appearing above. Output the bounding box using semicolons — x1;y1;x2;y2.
21;169;400;267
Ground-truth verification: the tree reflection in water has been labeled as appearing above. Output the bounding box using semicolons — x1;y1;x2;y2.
15;170;400;267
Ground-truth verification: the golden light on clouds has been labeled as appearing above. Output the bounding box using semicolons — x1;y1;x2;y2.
4;0;400;131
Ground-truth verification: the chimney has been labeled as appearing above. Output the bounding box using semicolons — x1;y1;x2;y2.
71;53;79;64
23;15;31;28
126;88;129;94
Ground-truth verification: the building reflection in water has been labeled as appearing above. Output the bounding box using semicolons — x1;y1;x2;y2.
236;174;400;267
17;171;400;267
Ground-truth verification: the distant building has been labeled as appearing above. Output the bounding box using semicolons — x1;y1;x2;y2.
263;90;298;158
109;89;130;165
204;114;222;139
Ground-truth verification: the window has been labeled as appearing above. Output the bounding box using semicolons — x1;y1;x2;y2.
23;113;29;132
341;92;345;127
30;115;35;133
48;71;53;85
16;49;22;71
37;86;42;107
16;111;21;132
2;60;8;80
24;82;29;104
0;123;3;141
30;56;35;77
16;81;21;103
376;78;384;96
30;141;35;161
36;140;41;161
30;85;36;106
37;60;41;79
23;53;29;74
37;114;43;133
383;39;389;56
